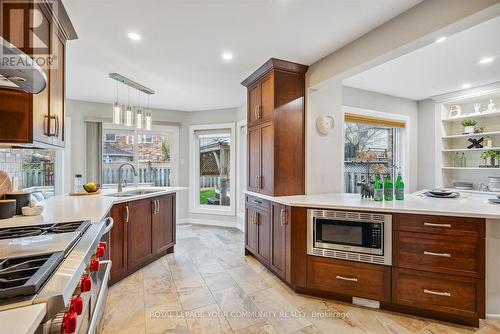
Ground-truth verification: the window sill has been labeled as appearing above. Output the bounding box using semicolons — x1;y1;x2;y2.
189;206;235;216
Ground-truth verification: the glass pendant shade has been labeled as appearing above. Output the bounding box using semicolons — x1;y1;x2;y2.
125;106;133;127
112;102;122;124
145;111;152;131
136;109;143;129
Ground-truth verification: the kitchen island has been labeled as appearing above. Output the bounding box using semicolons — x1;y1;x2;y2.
244;190;500;327
0;186;186;333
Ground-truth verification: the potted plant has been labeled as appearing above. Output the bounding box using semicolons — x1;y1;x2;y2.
461;119;477;134
481;150;500;167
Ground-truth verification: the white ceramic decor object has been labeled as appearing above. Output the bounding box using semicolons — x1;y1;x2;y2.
316;116;335;135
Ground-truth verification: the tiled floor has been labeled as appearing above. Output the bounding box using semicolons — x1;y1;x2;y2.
102;224;500;334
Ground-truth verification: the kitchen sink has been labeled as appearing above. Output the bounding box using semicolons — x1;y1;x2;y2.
105;189;162;197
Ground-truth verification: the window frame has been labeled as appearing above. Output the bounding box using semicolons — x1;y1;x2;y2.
189;122;236;216
341;106;410;193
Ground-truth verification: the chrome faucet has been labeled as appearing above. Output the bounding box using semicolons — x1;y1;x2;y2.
117;163;138;192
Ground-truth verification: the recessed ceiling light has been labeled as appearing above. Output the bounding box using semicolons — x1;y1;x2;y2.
221;52;233;61
127;32;141;41
461;83;471;89
478;57;494;65
435;36;447;44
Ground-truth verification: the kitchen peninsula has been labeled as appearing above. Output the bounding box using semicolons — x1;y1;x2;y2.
244;190;500;327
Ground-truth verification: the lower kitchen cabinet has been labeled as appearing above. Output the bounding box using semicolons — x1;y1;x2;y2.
245;196;289;283
109;193;176;285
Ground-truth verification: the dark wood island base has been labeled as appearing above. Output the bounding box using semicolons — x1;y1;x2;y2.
245;194;486;328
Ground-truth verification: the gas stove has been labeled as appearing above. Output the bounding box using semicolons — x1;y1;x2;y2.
0;218;113;334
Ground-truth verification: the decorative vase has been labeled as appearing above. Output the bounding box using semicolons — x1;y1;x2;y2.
474;103;481;113
464;126;475;134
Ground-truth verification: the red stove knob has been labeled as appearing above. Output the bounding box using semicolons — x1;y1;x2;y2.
62;311;77;334
80;277;92;292
89;258;100;272
96;246;105;258
70;296;84;315
98;241;107;251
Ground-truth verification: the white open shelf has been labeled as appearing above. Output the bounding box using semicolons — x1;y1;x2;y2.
442;130;500;139
442;109;500;123
442;147;500;152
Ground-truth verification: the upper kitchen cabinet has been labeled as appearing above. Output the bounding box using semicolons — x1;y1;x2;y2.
0;0;77;147
241;58;308;196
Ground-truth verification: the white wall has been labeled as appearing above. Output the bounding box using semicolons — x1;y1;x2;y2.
65;99;240;222
343;86;419;192
417;99;439;190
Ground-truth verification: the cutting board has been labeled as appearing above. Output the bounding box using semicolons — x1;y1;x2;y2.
0;171;12;197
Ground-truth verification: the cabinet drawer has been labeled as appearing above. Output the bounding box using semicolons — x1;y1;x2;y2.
246;195;270;212
392;268;484;318
394;231;484;278
393;214;485;238
307;256;390;301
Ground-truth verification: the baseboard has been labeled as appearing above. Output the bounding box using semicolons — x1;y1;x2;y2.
178;218;238;229
486;313;500;320
236;213;245;232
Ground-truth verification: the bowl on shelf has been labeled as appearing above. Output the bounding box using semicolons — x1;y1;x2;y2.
488;177;500;192
82;184;101;193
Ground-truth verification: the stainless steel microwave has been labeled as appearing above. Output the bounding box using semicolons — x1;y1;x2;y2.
307;209;392;265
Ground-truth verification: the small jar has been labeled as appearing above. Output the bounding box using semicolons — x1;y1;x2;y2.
74;174;83;193
484;136;493;149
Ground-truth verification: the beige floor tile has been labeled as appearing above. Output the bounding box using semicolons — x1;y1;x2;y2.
103;286;146;332
174;275;206;289
198;262;226;275
185;304;233;334
213;286;262;330
145;315;190;334
228;265;271;294
109;269;144;293
235;321;279;334
178;286;215;310
417;322;478;334
202;271;238;292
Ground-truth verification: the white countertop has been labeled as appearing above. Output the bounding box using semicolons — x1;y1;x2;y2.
0;186;187;228
0;303;46;334
245;190;500;219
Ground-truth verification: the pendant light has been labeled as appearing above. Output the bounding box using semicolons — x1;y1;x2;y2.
145;95;152;131
125;86;133;127
136;90;143;129
112;81;122;124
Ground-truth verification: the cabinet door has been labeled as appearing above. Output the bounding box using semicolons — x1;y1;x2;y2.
245;207;258;254
260;122;274;195
247;126;260;192
257;209;271;263
248;84;261;125
152;195;175;254
127;199;154;270
0;91;32;143
270;202;287;280
259;74;274;122
49;31;65;147
109;203;128;281
31;4;51;145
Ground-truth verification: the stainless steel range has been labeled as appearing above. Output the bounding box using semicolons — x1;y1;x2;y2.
0;218;113;334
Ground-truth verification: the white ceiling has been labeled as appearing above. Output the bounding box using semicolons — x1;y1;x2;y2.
63;0;422;111
343;15;500;101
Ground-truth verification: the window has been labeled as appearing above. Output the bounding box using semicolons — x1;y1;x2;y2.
102;125;178;187
0;149;56;197
189;123;236;215
105;133;116;142
344;112;405;194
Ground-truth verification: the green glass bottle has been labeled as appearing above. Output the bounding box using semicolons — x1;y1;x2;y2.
374;175;383;202
395;171;405;200
384;174;393;201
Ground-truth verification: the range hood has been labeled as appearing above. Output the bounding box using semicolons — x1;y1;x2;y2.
0;37;47;94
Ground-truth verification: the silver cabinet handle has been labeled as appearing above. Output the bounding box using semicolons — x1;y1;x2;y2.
252;200;262;205
254;211;259;225
424;251;451;257
257;105;261;119
125;205;130;223
254;105;259;120
335;275;358;282
424;289;451;297
424;222;451;228
280;208;287;226
152;200;157;215
156;200;160;214
255;175;260;189
55;115;60;137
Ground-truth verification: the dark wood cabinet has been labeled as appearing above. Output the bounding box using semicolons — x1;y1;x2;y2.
245;207;258;254
109;202;128;280
109;194;176;285
127;199;154;271
256;209;271;263
242;58;308;196
269;202;288;281
0;0;76;147
152;194;176;254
